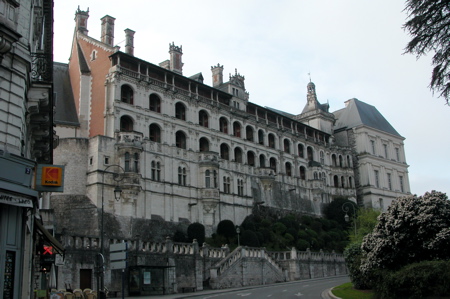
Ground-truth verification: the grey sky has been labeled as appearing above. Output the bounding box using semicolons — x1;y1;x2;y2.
54;0;450;197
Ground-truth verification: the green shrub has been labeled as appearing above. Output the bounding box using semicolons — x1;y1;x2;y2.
375;260;450;299
344;242;371;289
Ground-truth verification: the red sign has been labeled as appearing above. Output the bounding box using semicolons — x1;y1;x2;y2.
43;245;53;255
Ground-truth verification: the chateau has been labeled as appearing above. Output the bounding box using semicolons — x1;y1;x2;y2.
47;7;411;293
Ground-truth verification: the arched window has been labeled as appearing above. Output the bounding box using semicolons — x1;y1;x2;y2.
151;161;161;181
259;154;266;168
284;139;291;153
314;172;318;179
298;144;304;158
307;146;314;161
121;85;133;104
322;172;327;184
199;137;209;152
149;94;161;112
149;124;161;143
339;155;343;167
268;133;276;149
300;166;306;180
220;143;229;160
234;147;243;163
269;157;277;172
320;151;324;164
341;176;345;188
175;102;186;120
332;154;337;167
347;155;352;168
120;116;133;132
285;162;292;176
348;176;353;188
205;170;211;188
178;166;187;186
219;117;228;133
233;122;241;137
246;126;254;141
258;130;264;145
176;131;187;149
334;175;339;188
199;110;209;128
247;151;255;166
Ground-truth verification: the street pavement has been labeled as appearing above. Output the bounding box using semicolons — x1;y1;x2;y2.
123;276;348;299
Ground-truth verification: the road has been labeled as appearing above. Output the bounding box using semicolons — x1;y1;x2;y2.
128;276;349;299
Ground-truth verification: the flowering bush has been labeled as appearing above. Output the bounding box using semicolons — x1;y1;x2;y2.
361;191;450;275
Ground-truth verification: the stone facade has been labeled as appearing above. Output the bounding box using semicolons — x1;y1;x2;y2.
0;0;56;298
49;7;410;294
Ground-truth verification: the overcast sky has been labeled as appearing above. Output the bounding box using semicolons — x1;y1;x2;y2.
53;0;450;197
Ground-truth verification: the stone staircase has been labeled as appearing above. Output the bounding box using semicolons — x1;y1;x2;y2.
209;246;285;289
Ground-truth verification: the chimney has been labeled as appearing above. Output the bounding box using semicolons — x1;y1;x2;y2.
75;6;89;35
211;63;224;87
169;42;183;75
124;29;135;56
100;15;116;46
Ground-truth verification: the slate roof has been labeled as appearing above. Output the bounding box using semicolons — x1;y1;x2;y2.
333;98;401;137
53;62;79;126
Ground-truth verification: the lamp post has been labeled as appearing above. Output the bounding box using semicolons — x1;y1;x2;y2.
236;226;240;247
342;202;357;236
98;165;124;298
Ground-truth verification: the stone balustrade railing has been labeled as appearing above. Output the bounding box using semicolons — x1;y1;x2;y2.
60;235;344;263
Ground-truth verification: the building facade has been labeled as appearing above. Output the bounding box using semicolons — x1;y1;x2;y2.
50;8;410;291
0;0;62;298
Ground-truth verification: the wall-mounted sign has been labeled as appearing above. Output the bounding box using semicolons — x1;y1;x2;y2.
35;165;65;192
41;166;63;186
0;192;33;208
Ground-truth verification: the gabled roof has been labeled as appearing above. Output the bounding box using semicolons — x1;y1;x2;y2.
53;62;79;126
334;98;401;137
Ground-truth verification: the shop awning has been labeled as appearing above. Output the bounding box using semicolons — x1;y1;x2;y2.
35;219;65;255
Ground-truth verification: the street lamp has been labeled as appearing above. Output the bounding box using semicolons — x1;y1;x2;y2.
98;165;124;298
235;226;240;247
342;202;357;236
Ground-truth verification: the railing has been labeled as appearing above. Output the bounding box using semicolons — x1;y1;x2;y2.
31;52;52;82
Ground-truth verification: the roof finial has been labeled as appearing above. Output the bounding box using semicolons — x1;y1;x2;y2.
308;72;311;82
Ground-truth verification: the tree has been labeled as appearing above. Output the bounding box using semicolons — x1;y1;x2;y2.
323;197;357;229
361;191;450;275
187;222;205;245
350;208;381;243
216;219;236;243
403;0;450;105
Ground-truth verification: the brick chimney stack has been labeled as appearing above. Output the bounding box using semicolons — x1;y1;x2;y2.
169;42;183;75
124;29;135;56
211;63;224;87
75;6;89;35
100;15;115;46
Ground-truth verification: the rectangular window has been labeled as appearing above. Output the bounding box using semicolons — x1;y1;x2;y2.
396;148;400;161
371;140;376;155
104;156;109;165
384;144;388;159
399;176;404;192
374;170;379;188
387;173;392;190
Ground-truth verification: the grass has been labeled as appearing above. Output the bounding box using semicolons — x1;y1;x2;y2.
331;282;374;299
